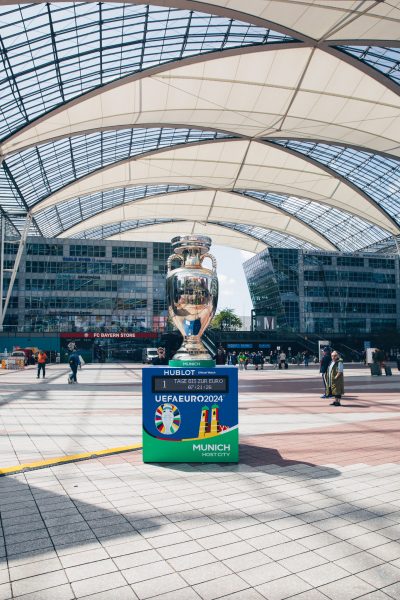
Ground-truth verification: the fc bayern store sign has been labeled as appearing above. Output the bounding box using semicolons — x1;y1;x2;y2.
59;332;158;339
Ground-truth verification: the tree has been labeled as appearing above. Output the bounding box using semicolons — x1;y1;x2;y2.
211;308;243;331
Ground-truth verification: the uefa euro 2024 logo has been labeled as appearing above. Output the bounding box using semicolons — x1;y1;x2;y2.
155;403;181;435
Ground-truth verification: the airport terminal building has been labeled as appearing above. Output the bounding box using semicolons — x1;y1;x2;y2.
245;248;400;336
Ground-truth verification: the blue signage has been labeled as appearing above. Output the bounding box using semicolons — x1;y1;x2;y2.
142;367;238;463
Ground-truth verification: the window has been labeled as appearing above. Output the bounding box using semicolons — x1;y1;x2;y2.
26;243;63;256
303;255;332;266
112;246;147;258
337;256;365;267
70;245;106;257
368;258;395;269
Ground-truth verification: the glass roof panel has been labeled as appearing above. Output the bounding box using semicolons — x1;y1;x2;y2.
34;184;195;237
73;217;317;249
337;46;400;87
0;2;295;140
74;218;178;239
2;128;230;209
216;222;317;250
238;190;392;252
271;140;400;227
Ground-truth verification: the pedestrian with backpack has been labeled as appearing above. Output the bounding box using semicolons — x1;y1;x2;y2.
68;351;81;384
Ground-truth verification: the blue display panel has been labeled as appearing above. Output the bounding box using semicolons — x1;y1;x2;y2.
142;366;238;463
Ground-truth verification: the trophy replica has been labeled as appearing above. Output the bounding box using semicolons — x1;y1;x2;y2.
167;235;218;366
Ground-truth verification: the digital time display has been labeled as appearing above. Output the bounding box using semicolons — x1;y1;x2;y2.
152;376;228;393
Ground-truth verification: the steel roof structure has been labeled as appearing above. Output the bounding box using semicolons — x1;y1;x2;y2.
1;1;400;252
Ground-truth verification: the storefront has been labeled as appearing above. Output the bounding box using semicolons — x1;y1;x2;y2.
60;332;159;363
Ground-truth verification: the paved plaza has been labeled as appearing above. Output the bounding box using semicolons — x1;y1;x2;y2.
1;363;400;599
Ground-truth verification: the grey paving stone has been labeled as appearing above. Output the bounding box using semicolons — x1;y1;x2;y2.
209;540;255;560
60;547;110;568
147;587;201;600
148;532;191;549
71;571;127;597
181;562;232;586
66;558;118;583
13;583;74;600
318;575;376;600
285;590;327;600
11;570;69;597
222;551;272;573
351;532;395;551
4;528;50;545
240;563;291;586
297;532;341;550
283;525;322;541
369;542;400;561
193;573;250;600
262;541;310;561
384;582;400;599
335;551;383;574
0;583;11;600
131;573;187;600
256;574;312;600
247;532;290;551
157;541;204;560
278;551;327;574
123;560;173;585
297;563;349;587
9;557;62;581
235;524;275;540
77;586;138;600
356;592;396;600
315;540;361;560
329;524;371;541
169;550;216;572
106;538;152;558
198;532;241;550
358;563;400;588
114;550;161;571
7;538;53;557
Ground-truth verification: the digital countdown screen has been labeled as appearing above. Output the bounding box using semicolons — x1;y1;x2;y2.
152;376;228;393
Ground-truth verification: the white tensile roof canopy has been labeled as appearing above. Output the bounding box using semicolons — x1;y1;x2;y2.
1;0;400;253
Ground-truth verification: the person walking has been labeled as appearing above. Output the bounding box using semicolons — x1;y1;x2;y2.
216;348;226;365
36;350;47;379
238;352;245;370
303;351;309;367
319;346;331;398
278;350;286;370
326;350;344;406
68;351;81;384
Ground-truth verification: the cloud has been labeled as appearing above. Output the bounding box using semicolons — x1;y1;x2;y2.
218;273;236;298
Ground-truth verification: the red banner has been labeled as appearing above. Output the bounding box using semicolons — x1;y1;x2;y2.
60;332;158;339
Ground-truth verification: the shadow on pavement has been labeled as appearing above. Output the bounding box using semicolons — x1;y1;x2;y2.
0;453;341;565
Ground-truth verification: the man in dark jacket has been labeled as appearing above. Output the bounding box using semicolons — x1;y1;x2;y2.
320;347;331;398
152;347;168;366
68;351;80;384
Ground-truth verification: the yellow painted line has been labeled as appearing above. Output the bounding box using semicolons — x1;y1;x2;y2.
0;444;142;477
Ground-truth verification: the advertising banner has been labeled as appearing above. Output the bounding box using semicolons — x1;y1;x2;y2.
142;366;238;463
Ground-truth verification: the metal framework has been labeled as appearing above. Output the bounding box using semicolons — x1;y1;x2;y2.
1;2;400;249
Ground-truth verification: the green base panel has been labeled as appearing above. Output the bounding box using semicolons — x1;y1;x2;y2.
142;428;238;463
168;359;216;367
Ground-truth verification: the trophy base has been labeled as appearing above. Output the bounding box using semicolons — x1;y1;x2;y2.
170;338;215;367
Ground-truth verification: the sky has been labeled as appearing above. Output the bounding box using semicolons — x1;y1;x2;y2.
211;245;254;317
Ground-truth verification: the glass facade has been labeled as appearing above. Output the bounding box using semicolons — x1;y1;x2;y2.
2;236;171;333
244;248;400;335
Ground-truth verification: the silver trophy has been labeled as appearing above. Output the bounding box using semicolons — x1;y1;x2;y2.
167;235;218;362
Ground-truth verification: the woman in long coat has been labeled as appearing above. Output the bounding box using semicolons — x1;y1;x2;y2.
326;350;344;406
